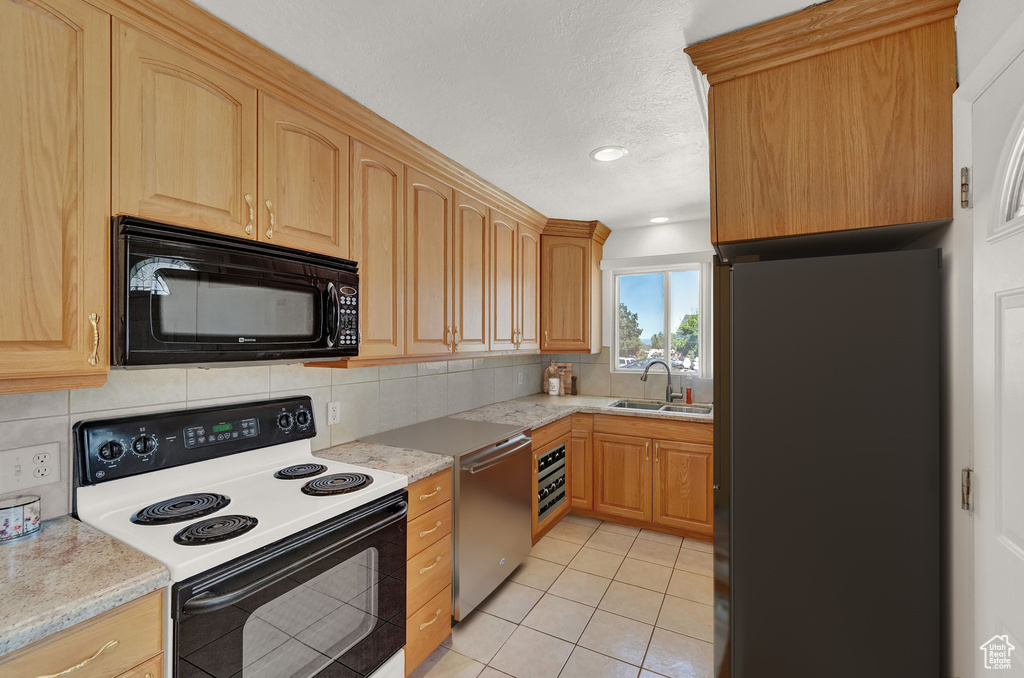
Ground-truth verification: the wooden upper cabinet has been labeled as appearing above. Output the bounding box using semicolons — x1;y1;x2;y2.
406;168;454;356
350;140;404;359
517;225;541;352
453;193;490;354
593;433;653;522
540;221;608;353
258;93;350;257
490;210;519;351
0;0;110;394
685;0;959;246
653;440;713;536
113;21;257;239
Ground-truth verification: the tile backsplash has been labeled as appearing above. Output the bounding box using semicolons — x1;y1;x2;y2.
0;356;544;519
546;347;714;402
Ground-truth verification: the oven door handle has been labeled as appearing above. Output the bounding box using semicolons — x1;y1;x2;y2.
181;500;408;615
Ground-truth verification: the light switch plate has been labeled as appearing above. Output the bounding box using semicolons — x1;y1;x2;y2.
0;443;61;494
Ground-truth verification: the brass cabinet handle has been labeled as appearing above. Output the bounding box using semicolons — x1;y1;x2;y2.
419;521;442;538
645;441;650;462
544;329;548;347
35;639;119;678
453;326;461;352
419;608;442;631
265;199;275;238
419;486;442;500
87;313;100;366
419;555;442;575
445;326;452;348
654;441;660;463
244;193;254;235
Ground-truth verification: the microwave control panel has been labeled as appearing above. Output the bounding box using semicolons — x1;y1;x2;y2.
338;285;358;346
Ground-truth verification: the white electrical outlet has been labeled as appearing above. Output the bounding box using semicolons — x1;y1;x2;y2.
517;371;524;386
327;401;342;426
0;442;60;494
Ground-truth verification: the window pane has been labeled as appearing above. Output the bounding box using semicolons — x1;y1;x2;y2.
669;270;700;373
617;273;664;370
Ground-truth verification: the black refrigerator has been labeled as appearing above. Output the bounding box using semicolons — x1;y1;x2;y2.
713;249;941;678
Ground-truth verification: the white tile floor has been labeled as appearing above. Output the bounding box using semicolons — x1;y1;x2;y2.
410;515;714;678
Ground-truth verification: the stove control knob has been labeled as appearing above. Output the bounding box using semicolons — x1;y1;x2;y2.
98;441;124;461
277;413;294;431
295;409;311;428
132;435;158;456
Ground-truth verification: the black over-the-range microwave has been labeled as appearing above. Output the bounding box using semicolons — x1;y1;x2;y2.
112;216;359;366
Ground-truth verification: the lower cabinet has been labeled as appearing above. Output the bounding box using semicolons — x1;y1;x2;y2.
0;590;163;677
593;433;654;522
531;417;572;544
572;414;714;539
404;469;453;676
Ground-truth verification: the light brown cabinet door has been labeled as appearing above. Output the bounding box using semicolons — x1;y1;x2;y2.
652;440;713;536
570;431;593;511
490;210;518;351
453;193;489;354
541;236;591;352
350;140;404;358
593;433;653;522
406;168;453;356
113;22;257;238
518;225;541;351
258;92;349;257
712;20;955;244
0;0;110;394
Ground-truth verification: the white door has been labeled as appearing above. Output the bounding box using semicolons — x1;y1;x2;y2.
972;20;1024;677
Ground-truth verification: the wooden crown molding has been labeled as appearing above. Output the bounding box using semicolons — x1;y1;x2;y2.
544;219;611;244
91;0;548;232
684;0;960;85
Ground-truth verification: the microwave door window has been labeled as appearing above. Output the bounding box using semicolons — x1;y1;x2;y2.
153;269;319;344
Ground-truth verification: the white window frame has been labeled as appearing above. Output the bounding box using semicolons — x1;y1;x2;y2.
611;262;712;378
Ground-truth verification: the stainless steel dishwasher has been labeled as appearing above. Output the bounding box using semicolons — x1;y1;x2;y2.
452;433;533;619
362;417;532;620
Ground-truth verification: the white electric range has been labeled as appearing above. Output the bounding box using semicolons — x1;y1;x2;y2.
74;396;409;678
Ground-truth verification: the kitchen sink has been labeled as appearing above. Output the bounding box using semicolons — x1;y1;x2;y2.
608;400;664;411
608;400;713;416
660;404;713;415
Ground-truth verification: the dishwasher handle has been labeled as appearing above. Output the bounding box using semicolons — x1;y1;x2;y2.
461;436;531;474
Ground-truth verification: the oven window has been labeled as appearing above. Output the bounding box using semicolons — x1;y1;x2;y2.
178;542;406;678
151;268;318;343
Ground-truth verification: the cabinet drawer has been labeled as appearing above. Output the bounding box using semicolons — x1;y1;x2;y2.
0;591;162;678
408;470;452;518
405;586;452;675
407;501;451;557
531;416;572;451
120;653;163;678
407;534;452;616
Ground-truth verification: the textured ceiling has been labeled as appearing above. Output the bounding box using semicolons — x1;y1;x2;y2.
193;0;811;229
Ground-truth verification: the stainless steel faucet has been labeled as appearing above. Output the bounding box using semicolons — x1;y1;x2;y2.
640;359;683;403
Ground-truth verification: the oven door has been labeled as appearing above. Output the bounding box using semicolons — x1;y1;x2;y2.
114;218;358;365
172;491;407;678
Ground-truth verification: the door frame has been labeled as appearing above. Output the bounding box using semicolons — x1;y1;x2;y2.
952;11;1024;678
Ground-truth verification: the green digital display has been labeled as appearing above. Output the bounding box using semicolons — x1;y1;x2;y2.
213;423;233;433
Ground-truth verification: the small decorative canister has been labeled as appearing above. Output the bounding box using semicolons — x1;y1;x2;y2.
547;378;560;396
0;495;41;543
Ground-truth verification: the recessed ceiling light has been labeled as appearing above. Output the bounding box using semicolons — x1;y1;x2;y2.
650;217;670;224
590;146;628;162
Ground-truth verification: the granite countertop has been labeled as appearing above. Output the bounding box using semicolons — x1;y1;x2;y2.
0;517;169;657
315;441;453;483
456;394;715;428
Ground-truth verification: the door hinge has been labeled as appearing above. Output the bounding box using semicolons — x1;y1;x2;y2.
961;167;971;209
961;468;973;511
